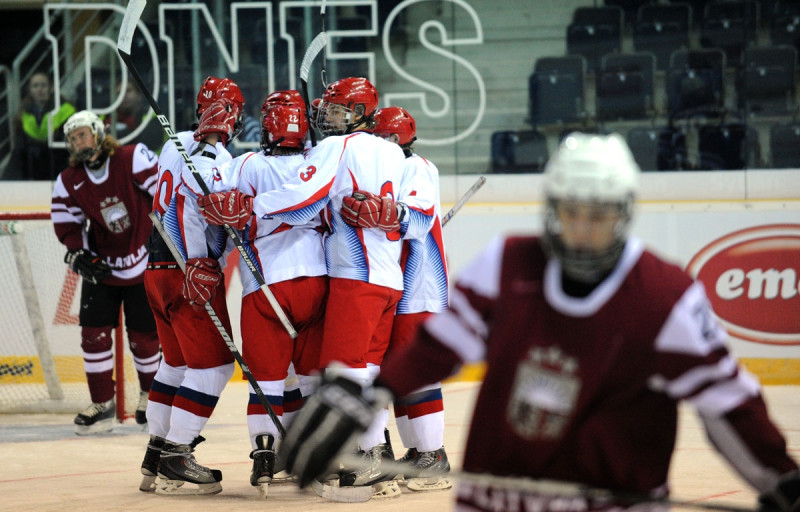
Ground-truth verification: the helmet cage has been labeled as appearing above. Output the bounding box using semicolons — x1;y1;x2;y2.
315;100;359;136
317;77;378;136
541;197;633;284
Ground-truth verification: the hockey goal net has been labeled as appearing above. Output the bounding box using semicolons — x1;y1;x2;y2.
0;212;140;419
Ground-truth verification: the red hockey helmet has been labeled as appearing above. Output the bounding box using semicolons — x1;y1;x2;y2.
373;106;416;146
261;90;305;112
261;102;309;152
196;76;245;118
317;77;378;135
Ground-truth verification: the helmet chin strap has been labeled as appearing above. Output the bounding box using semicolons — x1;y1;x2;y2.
85;148;107;171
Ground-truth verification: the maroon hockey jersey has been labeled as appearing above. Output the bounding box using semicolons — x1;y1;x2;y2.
51;143;158;286
380;235;796;508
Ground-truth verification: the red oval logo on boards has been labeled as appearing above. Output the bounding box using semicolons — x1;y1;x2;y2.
685;224;800;346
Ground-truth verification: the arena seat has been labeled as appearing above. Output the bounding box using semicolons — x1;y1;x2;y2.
528;55;587;126
633;3;692;71
736;45;797;117
596;52;655;121
566;6;624;73
666;48;726;119
490;130;549;173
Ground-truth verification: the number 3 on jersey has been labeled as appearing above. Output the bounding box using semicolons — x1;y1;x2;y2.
300;165;317;182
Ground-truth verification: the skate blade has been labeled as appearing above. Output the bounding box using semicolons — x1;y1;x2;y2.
155;478;221;496
407;476;453;492
310;479;372;503
256;482;270;499
270;470;297;485
371;480;401;500
139;474;157;493
74;419;114;436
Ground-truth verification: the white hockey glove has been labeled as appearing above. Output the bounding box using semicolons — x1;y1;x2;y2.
279;372;392;488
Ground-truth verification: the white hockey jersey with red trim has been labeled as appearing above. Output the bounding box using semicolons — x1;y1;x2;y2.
396;154;448;314
249;132;407;290
155;131;232;261
208;150;327;295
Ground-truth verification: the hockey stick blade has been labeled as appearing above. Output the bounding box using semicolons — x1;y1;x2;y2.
300;32;328;82
441;176;486;227
118;0;297;340
117;0;146;56
310;478;373;503
148;212;286;438
300;32;327;147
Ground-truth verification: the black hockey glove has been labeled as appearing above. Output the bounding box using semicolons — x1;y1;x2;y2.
64;249;112;284
759;470;800;512
279;372;392;488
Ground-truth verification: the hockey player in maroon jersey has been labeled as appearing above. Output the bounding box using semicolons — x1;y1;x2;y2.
138;77;245;495
279;132;800;511
51;109;160;435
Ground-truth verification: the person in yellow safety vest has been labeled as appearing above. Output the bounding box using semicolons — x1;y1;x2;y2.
5;71;75;180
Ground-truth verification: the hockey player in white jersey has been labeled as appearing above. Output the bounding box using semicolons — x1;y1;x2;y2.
197;77;433;497
360;106;451;491
139;77;244;496
196;90;327;498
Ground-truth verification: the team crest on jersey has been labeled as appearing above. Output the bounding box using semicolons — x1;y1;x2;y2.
99;196;131;233
506;345;580;440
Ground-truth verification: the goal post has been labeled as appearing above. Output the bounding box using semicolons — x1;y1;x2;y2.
0;212;138;419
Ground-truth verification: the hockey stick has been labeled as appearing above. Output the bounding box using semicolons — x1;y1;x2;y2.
118;0;297;340
148;212;285;438
441;176;486;227
315;454;758;511
299;0;328;146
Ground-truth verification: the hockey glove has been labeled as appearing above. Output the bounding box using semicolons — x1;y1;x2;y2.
64;249;112;284
340;189;406;232
279;372;392;488
194;97;242;146
182;257;221;309
759;470;800;512
197;190;254;230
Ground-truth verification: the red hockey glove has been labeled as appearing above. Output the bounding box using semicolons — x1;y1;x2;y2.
194;97;242;146
182;257;221;309
340;190;405;232
198;190;254;230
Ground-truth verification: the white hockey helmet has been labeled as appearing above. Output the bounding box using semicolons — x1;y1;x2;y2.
542;132;640;283
543;132;639;203
64;110;105;163
63;110;104;140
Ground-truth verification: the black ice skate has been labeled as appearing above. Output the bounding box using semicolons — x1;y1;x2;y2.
156;438;222;495
338;429;400;500
393;447;419;484
73;398;115;435
139;435;165;492
406;446;452;492
135;391;148;426
250;434;278;499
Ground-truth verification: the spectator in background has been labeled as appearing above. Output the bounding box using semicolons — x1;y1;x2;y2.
5;71;75;180
112;81;166;153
